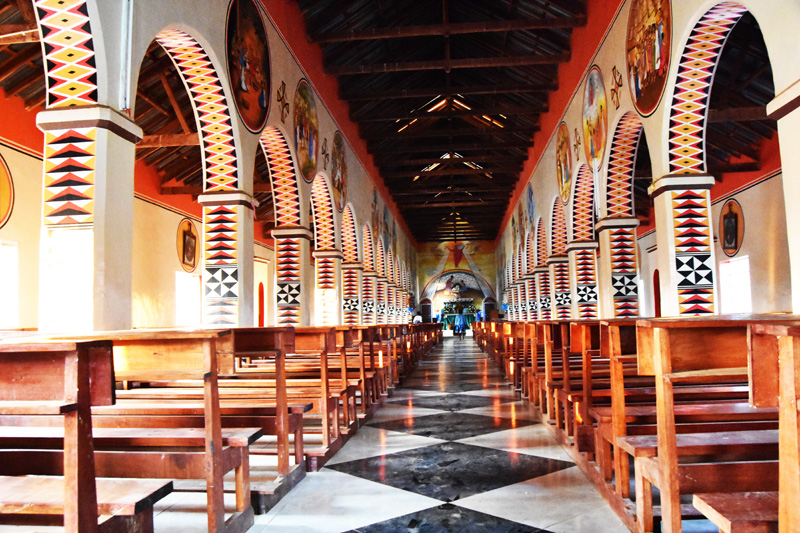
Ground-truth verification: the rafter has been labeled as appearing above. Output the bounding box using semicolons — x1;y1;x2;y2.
0;25;38;45
382;166;520;179
353;104;546;122
369;140;531;154
341;82;556;102
327;52;571;76
373;154;520;167
363;124;536;141
137;133;200;148
311;15;586;43
707;105;768;123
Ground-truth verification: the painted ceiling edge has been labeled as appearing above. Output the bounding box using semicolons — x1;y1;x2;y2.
259;0;420;250
494;0;627;248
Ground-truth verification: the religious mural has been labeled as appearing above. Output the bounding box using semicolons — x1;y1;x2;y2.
331;131;347;212
556;122;572;203
0;155;12;230
582;66;608;172
293;79;319;182
626;0;671;116
177;218;199;272
526;183;535;229
226;0;270;133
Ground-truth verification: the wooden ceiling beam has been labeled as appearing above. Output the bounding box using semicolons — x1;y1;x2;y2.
161;182;273;195
382;166;520;179
362;124;536;141
0;26;38;45
0;46;39;85
369;140;530;153
159;71;192;134
707;106;768;123
354;104;545;122
311;16;586;43
341;82;556;101
373;154;520;167
13;0;37;26
137;133;200;148
327;52;570;76
391;186;511;196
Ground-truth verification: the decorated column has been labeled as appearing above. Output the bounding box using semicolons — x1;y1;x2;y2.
342;262;362;325
567;241;599;319
314;249;342;326
549;255;571;320
535;266;551;320
271;226;312;326
650;174;716;316
596;217;640;318
362;270;376;324
524;274;538;320
37;106;142;332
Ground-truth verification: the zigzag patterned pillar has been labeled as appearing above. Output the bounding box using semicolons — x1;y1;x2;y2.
524;275;538;320
36;106;142;332
567;242;599;319
342;263;362;325
272;226;312;326
548;256;571;320
362;271;376;324
376;277;388;324
535;266;551;320
650;175;717;316
516;283;527;321
314;249;342;326
508;286;516;321
597;217;640;318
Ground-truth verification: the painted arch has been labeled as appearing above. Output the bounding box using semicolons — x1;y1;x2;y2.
341;205;360;325
551;198;568;256
571;164;595;241
550;198;570;319
361;223;376;323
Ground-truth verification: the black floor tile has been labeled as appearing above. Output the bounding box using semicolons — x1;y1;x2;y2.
367;411;535;440
386;394;515;411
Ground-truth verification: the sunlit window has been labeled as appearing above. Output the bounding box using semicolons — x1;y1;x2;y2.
175;271;202;326
719;256;752;314
0;241;18;328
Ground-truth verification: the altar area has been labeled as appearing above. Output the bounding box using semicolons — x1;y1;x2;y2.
439;298;479;330
442;313;477;330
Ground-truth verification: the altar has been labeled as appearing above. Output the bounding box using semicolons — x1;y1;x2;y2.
442;313;477;330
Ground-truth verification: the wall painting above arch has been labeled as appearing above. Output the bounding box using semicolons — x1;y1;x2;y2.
582;66;608;173
626;0;671;116
0;155;12;229
226;0;270;133
556;122;572;203
331;131;347;212
293;79;319;183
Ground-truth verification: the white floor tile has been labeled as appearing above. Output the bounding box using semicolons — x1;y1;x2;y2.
459;399;541;421
364;400;447;423
326;425;445;465
456;424;574;462
252;469;440;533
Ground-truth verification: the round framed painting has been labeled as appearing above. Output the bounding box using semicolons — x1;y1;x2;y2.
0;154;12;230
626;0;671;116
226;0;270;133
719;198;744;257
555;122;572;203
177;218;200;272
582;66;608;172
293;79;319;183
331;131;347;212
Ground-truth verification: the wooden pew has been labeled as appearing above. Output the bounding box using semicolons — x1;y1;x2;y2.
690;321;800;533
632;316;783;533
0;338;172;533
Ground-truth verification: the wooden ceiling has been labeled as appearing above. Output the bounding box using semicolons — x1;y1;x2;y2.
0;1;777;243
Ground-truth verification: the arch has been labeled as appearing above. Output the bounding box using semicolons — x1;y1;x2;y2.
668;3;747;174
606;112;644;217
362;224;375;271
341;205;359;263
156;29;241;326
310;173;337;252
375;238;387;323
361;223;376;324
572;164;595;241
536;217;548;266
261;126;301;227
526;232;536;275
525;232;538;319
551;199;568;255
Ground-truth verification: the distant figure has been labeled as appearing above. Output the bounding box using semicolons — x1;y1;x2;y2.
453;309;467;340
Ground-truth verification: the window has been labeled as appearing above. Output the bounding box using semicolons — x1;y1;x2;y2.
0;241;18;328
175;271;202;326
718;256;752;314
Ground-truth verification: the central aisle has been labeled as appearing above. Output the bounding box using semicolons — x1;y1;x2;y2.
251;336;628;532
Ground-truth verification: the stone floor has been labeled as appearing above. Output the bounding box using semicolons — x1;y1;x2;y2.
152;333;630;532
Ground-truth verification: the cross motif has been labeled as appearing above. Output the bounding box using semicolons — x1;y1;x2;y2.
276;80;290;123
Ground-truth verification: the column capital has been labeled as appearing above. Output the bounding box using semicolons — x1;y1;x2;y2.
36;104;142;143
197;190;256;210
362;270;377;278
342;262;364;271
566;240;599;252
649;173;715;199
271;225;313;240
547;254;569;266
313;248;344;260
522;273;536;281
596;216;639;233
533;266;549;274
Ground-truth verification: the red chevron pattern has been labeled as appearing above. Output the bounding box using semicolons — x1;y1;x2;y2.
204;205;238;264
575;249;598;319
526;278;537;319
342;206;358;263
375;238;385;278
551;200;568;255
311;175;336;251
572;165;595;241
36;0;98;108
610;226;639;317
157;30;238;192
673;189;715;315
607;113;642;217
552;260;571;320
261;127;301;226
538;270;551;320
204;204;238;325
317;256;335;290
376;278;387;324
536;219;548;266
342;267;359;325
526;233;536;274
669;3;746;174
43;128;95;225
362;224;374;271
508;286;516;321
276;237;301;326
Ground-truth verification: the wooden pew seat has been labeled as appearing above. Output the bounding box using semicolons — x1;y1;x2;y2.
692;491;778;533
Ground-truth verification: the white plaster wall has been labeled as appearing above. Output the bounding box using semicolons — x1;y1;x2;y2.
0;144;42;328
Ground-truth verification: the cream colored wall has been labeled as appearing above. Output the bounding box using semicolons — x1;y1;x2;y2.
131;197;201;328
711;174;791;313
0;144;42;328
